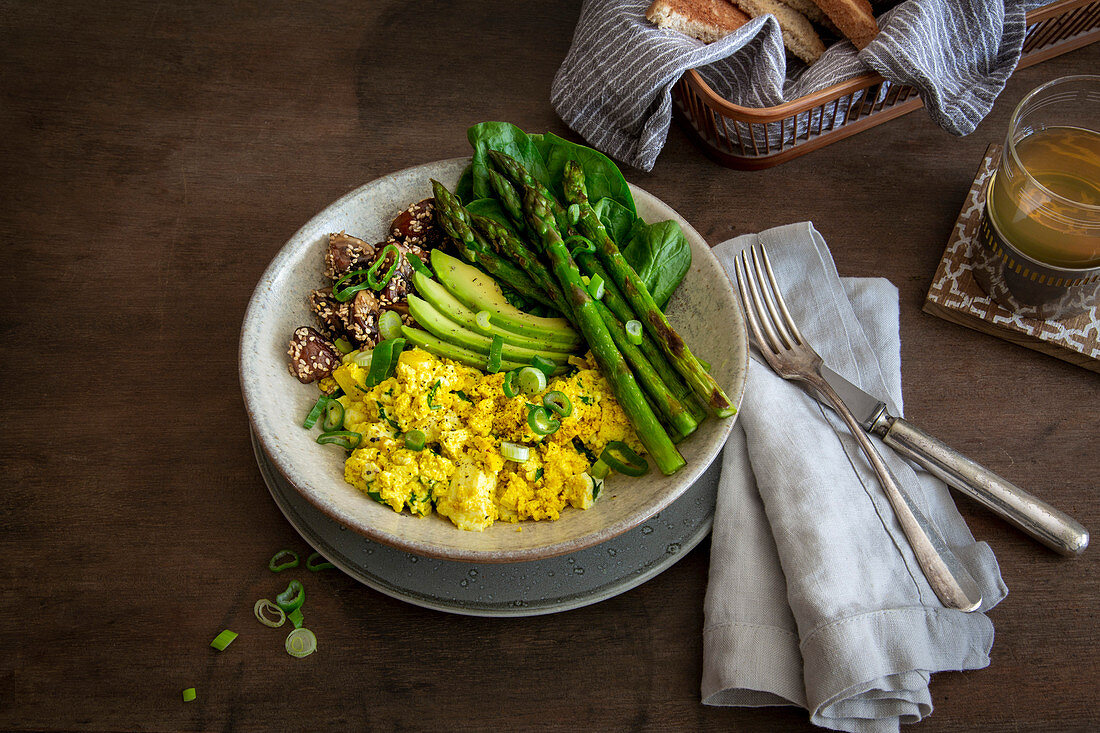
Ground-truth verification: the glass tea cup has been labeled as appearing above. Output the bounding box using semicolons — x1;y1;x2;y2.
973;75;1100;319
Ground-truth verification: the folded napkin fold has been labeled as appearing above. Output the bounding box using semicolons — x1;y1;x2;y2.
701;223;1008;733
552;0;1042;171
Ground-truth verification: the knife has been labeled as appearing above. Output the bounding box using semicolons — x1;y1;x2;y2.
818;365;1089;556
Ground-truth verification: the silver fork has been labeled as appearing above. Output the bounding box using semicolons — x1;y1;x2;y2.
734;245;983;613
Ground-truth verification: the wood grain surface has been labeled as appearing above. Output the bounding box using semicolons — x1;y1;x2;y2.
1;1;1096;731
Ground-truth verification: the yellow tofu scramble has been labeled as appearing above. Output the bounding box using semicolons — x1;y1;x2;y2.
328;347;643;531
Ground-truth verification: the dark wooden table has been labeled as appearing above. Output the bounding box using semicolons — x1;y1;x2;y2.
2;2;1097;730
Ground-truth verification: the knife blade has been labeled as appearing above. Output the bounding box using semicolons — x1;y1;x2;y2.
816;365;1089;556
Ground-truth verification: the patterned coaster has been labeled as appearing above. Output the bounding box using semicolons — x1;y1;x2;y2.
923;144;1100;374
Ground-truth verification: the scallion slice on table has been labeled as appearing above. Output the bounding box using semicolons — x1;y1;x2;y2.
625;319;643;345
542;390;572;418
403;430;426;451
599;441;649;477
268;549;299;572
285;628;317;658
526;405;561;436
287;608;305;629
254;599;286;628
275;580;305;614
589;458;610;480
352;350;373;368
475;310;493;330
515;366;546;395
564;234;596;257
378;309;403;340
306;552;335;572
210;629;238;651
501;441;530;462
316;430;362;450
182;687;197;702
486;335;504;373
502;369;519;399
587;273;605;300
567;203;580;226
333;337;354;354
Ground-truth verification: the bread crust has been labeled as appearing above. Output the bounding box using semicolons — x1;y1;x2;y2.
808;0;878;49
646;0;751;43
728;0;826;64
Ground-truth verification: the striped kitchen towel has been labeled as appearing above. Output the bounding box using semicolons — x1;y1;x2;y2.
551;0;1044;171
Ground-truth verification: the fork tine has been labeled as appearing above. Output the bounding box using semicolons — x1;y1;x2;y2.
749;245;797;350
733;253;770;352
737;249;785;354
756;245;805;345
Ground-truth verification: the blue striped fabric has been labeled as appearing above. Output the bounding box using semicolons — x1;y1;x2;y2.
551;0;1043;171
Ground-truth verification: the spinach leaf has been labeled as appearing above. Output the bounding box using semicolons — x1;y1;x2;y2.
467;122;550;200
593;197;635;245
622;219;692;310
454;164;475;204
533;132;636;215
465;198;514;228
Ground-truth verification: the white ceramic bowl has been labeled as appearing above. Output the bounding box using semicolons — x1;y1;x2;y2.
240;158;747;563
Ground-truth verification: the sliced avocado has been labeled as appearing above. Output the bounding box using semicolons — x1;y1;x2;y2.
407;296;571;365
400;326;527;373
414;271;576;355
430;249;581;349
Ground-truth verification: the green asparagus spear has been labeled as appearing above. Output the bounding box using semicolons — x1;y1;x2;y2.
595;300;698;439
562;162;736;418
491;151;685;475
470;213;572;319
431;179;556;311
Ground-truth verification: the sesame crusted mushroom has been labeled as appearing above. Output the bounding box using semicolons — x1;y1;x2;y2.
390;198;444;250
348;290;381;348
287;326;340;383
324;232;376;280
309;288;351;340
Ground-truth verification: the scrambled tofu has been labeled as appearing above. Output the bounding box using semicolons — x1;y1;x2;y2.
334;347;642;531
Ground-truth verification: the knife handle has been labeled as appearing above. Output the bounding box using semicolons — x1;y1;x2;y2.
875;417;1089;556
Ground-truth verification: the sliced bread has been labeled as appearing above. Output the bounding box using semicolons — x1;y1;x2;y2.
809;0;879;49
645;0;751;43
728;0;827;64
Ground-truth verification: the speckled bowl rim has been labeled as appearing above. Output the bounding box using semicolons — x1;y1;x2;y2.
240;157;747;563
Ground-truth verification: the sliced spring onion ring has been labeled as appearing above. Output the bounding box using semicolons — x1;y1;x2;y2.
407;252;431;277
333;337;353;354
501;441;531;462
600;441;649;477
285;628;317;658
528;355;556;378
320;399;345;432
564;234;596;258
302;396;331;429
589;458;610;480
332;268;372;302
306;552;336;572
588;273;605;300
475;310;493;330
404;429;426;451
427;379;443;410
317;430;362;450
567;203;580;226
365;243;400;290
182;687;197;702
362;337;405;391
542;390;572;418
210;629;238;651
254;598;286;628
275;580;305;614
352;350;373;368
287;608;305;629
502;369;519;399
516;366;547;395
378;310;403;341
625;320;643;345
527;406;561;436
486;335;504;373
268;549;299;572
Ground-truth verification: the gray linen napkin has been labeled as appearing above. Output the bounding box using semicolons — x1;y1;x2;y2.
552;0;1042;171
702;223;1008;733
